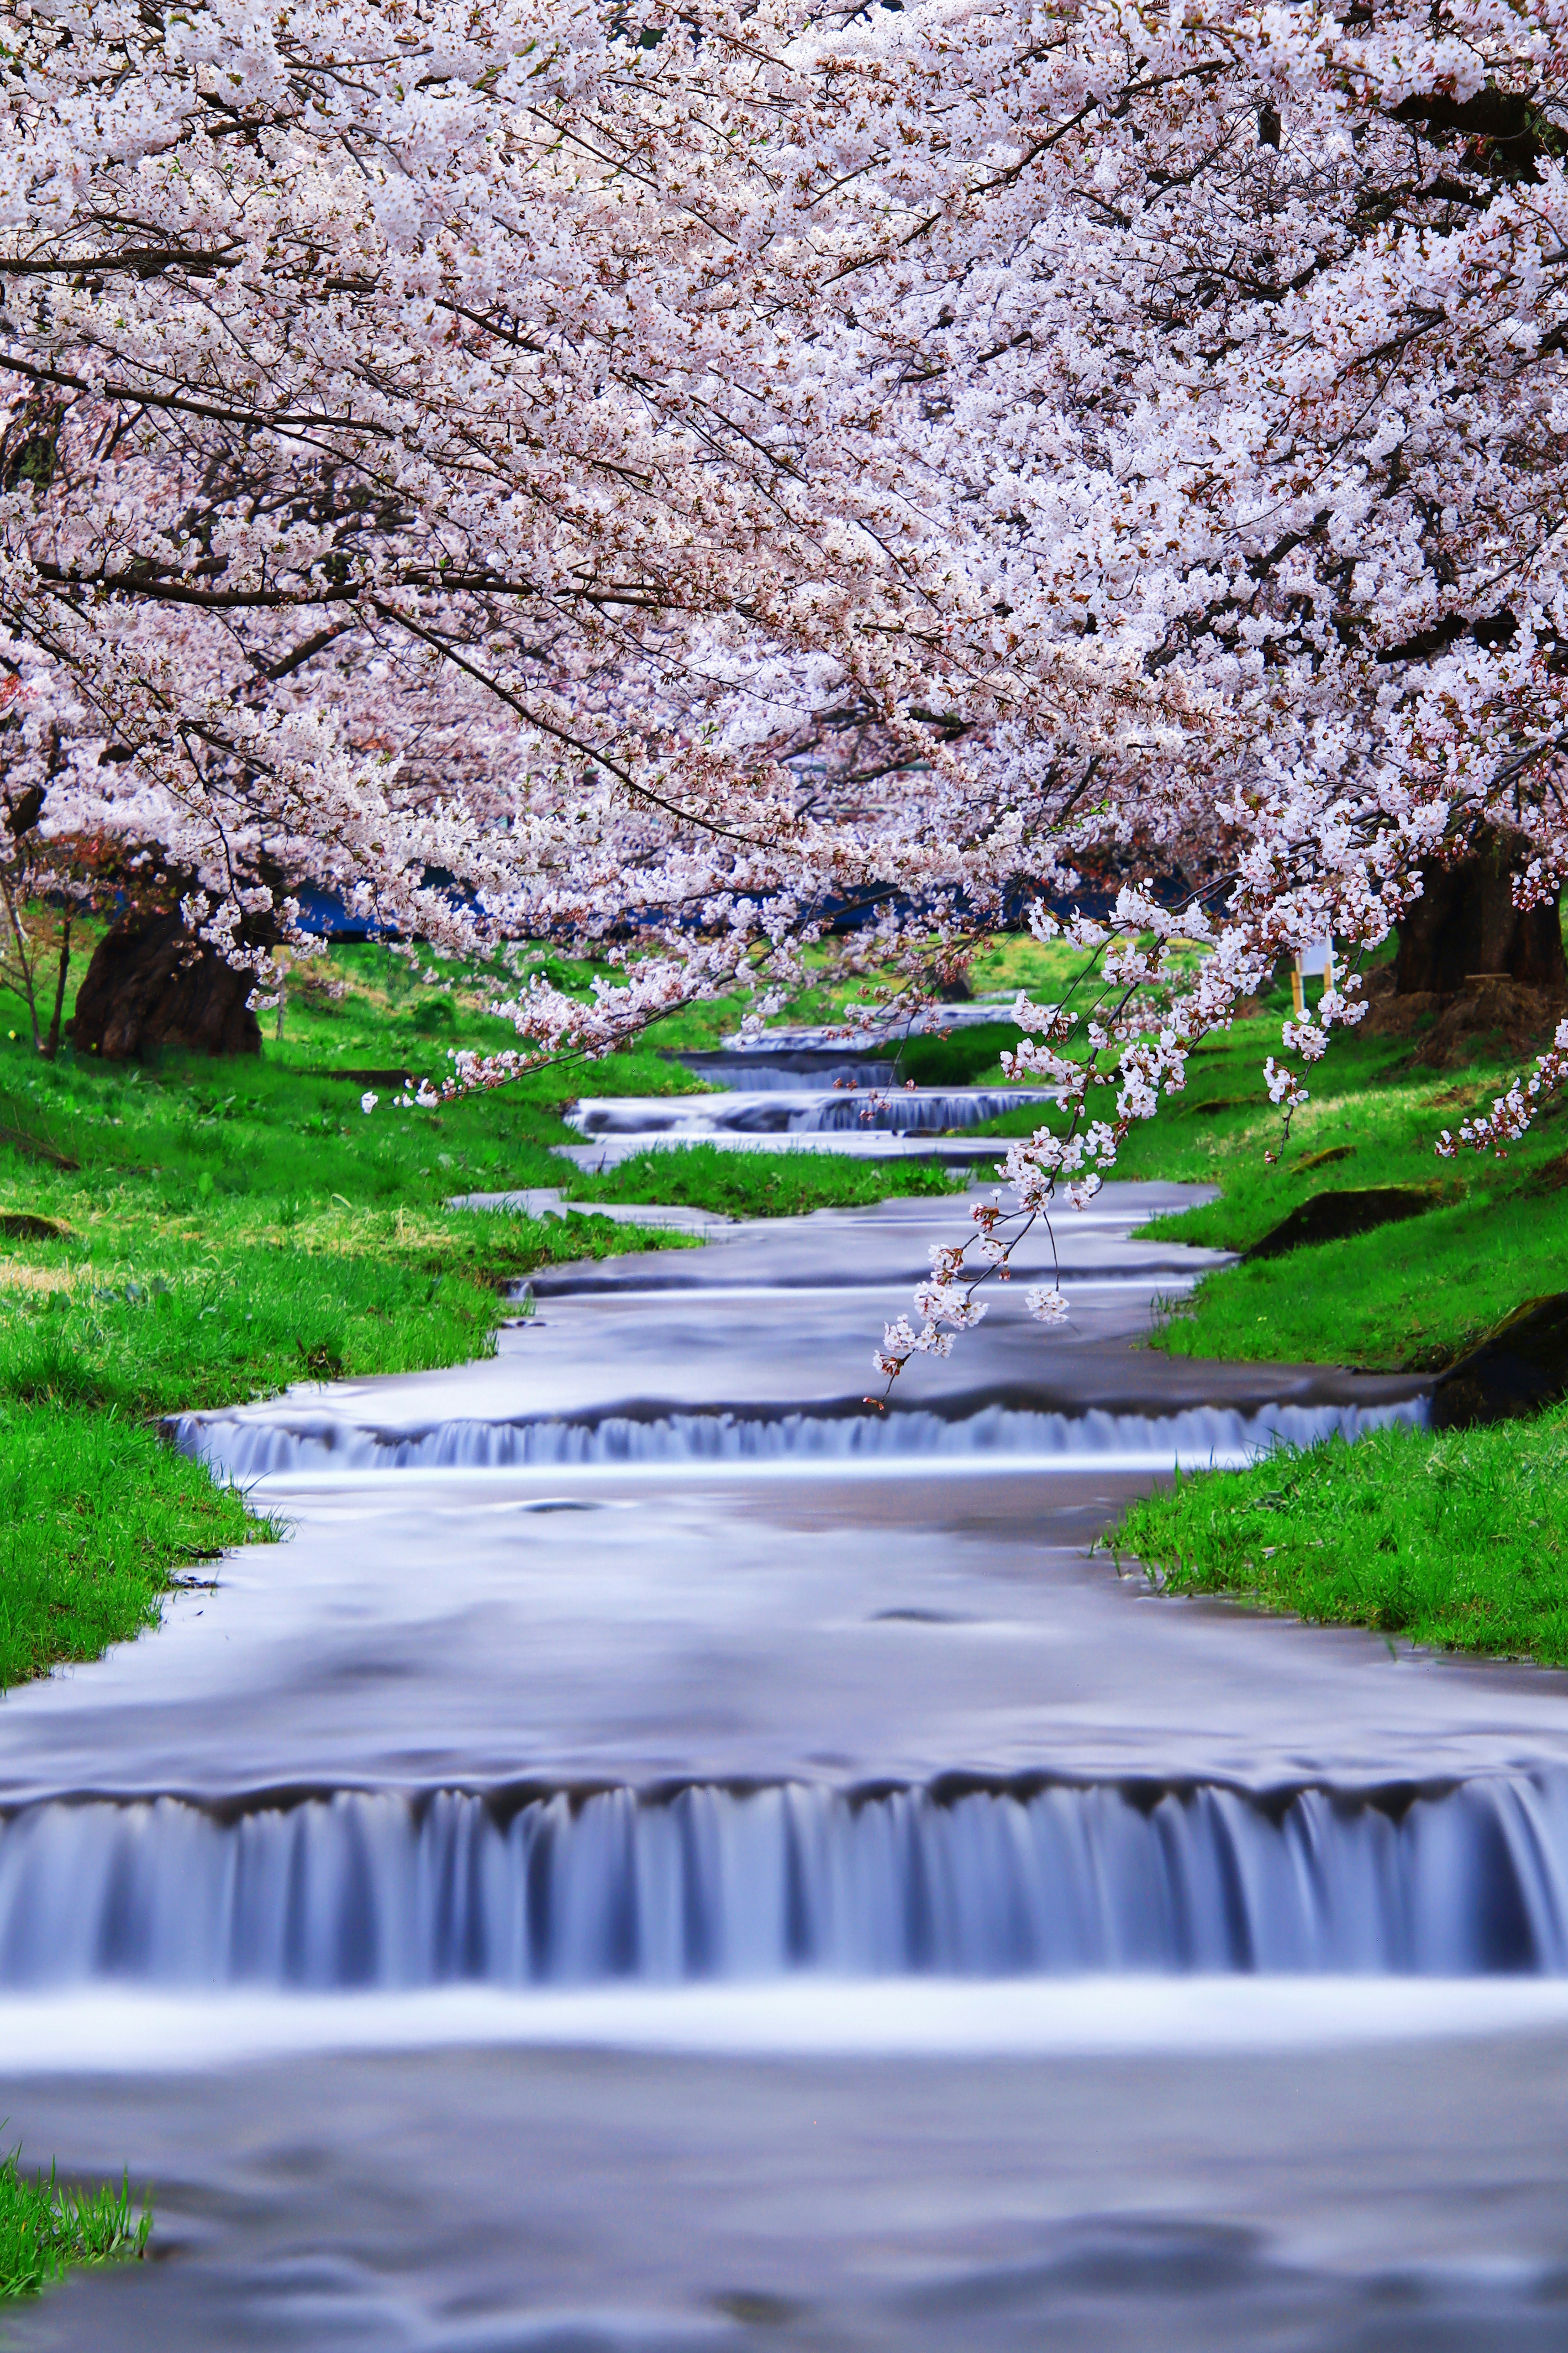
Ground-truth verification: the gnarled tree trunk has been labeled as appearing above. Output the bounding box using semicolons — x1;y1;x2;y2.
1364;822;1568;1068
1393;822;1566;997
67;908;265;1061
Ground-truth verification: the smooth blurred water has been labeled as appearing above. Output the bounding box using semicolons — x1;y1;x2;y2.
567;1086;1057;1136
173;1395;1428;1479
2;1773;1564;1991
7;1175;1568;2352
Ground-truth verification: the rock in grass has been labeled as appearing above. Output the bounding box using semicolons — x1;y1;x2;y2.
1244;1185;1441;1262
0;1212;68;1241
1432;1294;1568;1430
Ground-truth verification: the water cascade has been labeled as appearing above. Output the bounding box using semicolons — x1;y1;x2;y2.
5;1774;1564;1990
4;1148;1561;2347
672;1055;899;1092
174;1397;1429;1480
567;1087;1057;1137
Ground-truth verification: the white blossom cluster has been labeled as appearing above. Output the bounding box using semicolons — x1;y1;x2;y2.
1438;1017;1568;1155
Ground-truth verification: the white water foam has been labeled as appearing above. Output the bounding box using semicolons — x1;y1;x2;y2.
174;1396;1428;1479
6;1977;1568;2074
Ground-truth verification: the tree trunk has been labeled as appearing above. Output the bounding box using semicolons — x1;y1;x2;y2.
67;908;265;1061
1393;823;1566;997
41;917;71;1061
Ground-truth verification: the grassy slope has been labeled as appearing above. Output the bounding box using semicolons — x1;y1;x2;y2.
1116;1415;1568;1667
964;970;1568;1371
0;2148;151;2300
1079;966;1568;1664
0;940;966;1693
1127;1021;1568;1376
0;1407;262;1688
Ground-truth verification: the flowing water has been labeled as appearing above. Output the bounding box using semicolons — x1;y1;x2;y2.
9;1155;1568;2351
564;1038;1057;1162
9;1774;1568;1989
565;1087;1058;1139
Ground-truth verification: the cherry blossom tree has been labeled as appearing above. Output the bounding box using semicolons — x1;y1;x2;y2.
1;0;1099;1050
0;0;1564;1249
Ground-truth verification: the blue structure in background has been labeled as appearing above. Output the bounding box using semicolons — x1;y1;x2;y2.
293;883;389;942
287;867;1146;948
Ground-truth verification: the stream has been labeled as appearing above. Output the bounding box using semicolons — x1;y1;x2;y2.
8;1081;1568;2350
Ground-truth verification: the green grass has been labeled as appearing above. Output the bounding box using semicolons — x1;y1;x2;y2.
960;969;1568;1374
1115;1411;1568;1666
0;937;971;1693
1075;953;1568;1668
1141;1181;1568;1374
0;2145;151;2299
1129;1018;1568;1373
586;1142;958;1216
0;1405;267;1687
976;931;1205;988
890;1021;1028;1088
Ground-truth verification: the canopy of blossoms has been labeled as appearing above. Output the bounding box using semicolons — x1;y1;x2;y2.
0;0;1564;1351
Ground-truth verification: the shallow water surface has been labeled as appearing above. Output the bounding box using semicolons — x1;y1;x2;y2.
7;1182;1568;2351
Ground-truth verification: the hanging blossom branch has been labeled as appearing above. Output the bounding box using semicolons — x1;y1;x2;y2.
871;856;1401;1391
1437;1020;1568;1159
878;704;1568;1392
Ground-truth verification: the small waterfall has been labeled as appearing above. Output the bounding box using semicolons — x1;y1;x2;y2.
672;1057;899;1093
174;1398;1429;1481
567;1088;1056;1137
789;1089;1053;1135
2;1775;1564;1989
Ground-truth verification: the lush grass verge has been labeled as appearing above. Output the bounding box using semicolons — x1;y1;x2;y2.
0;1212;586;1420
585;1142;958;1216
0;939;972;1693
890;1021;1027;1088
0;1069;697;1690
0;2146;151;2299
0;1405;271;1686
1128;1006;1568;1372
1143;1182;1568;1373
964;972;1568;1373
1114;1410;1568;1666
1081;962;1568;1669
